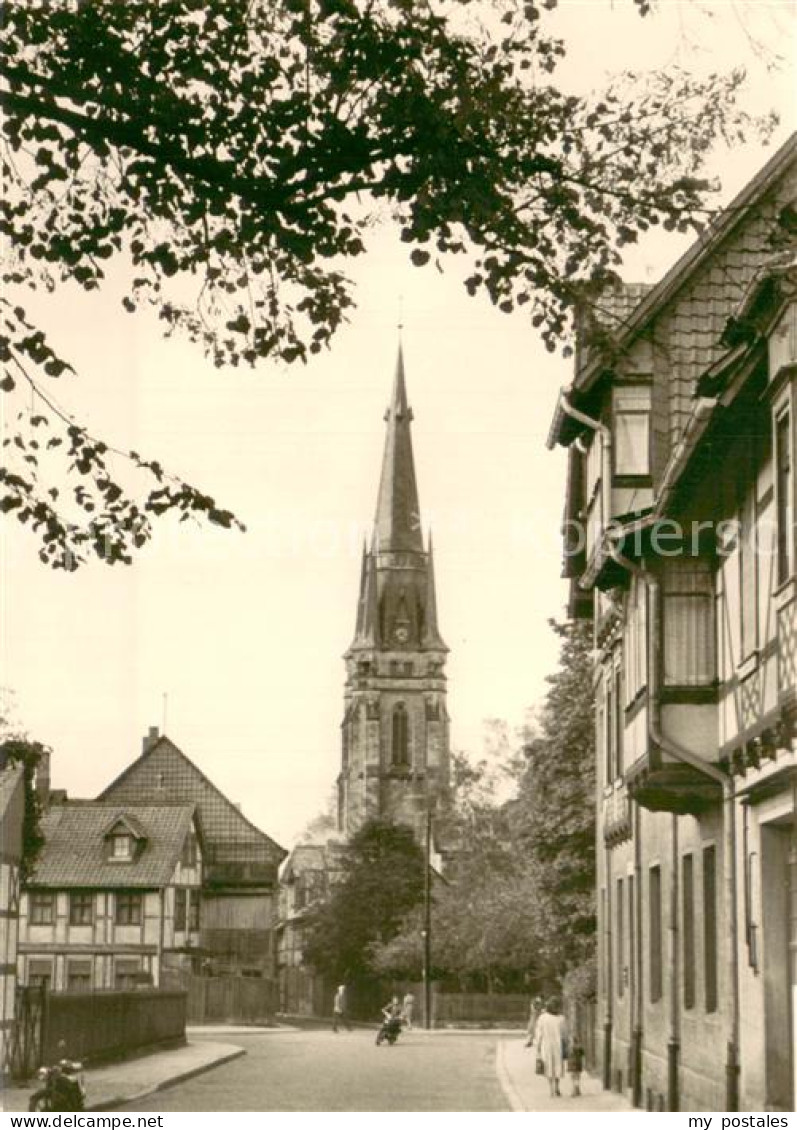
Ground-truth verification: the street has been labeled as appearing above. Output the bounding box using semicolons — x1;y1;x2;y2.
118;1028;512;1112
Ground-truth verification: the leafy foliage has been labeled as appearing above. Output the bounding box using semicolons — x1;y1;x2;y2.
371;622;596;992
1;0;776;566
303;817;425;983
512;619;596;978
0;737;47;884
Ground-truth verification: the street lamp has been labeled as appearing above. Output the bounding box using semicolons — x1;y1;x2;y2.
423;802;432;1030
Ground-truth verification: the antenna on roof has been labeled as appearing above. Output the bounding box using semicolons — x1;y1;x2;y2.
162;692;168;734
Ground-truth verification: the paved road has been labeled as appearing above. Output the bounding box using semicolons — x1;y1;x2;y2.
120;1028;512;1112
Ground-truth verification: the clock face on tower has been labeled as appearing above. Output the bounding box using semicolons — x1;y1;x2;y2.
394;626;409;644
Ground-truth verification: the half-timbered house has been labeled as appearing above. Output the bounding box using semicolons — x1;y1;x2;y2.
548;133;797;1112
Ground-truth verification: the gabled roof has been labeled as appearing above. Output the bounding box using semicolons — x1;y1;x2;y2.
575;132;797;392
101;812;147;840
98;735;286;866
29;803;197;889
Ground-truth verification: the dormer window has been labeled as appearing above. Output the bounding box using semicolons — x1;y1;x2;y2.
102;814;146;863
613;385;651;477
111;834;133;860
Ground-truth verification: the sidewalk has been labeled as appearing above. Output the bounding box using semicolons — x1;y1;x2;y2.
497;1038;635;1113
1;1041;245;1112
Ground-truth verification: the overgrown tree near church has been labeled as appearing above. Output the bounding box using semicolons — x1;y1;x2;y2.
370;621;596;993
303;817;426;984
1;0;776;566
513;619;596;985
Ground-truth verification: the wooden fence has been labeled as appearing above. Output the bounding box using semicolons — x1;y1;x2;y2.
431;991;528;1027
186;975;276;1025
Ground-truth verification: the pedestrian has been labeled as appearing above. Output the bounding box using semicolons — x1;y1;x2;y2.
568;1035;585;1097
401;990;415;1030
525;995;543;1047
333;984;351;1032
533;997;566;1097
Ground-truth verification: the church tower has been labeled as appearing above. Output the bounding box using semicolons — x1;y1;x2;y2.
338;349;450;839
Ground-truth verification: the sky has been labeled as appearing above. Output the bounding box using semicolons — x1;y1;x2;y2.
2;1;794;850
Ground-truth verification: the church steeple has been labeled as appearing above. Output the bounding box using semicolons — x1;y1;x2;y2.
339;347;451;839
373;346;424;555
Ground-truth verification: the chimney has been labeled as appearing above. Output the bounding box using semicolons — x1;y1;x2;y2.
142;726;160;755
36;748;51;809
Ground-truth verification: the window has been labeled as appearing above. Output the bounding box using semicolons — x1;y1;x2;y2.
115;892;142;926
188;890;200;932
392;703;409;767
30;891;54;926
776;409;792;585
114;959;141;990
604;666;622;783
616;878;625;999
111;834;133;860
605;677;614;784
625;578;648;702
69;892;93;927
649;865;662;1003
613;386;651;476
28;959;53;990
663;559;716;686
67;960;92;992
682;855;695;1010
739;490;758;659
613;666;624;778
703;846;718;1013
174;888;187;931
181;833;198;868
402;662;413;676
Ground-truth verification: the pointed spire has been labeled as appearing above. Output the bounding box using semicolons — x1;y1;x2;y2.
422;532;447;649
373;346;424;555
352;548;381;648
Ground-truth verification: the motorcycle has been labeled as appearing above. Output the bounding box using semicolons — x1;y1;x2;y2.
375;1010;403;1046
28;1059;86;1111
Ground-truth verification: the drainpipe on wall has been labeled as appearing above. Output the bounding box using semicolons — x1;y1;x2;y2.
646;575;740;1113
607;543;739;1110
555;393;613;535
668;814;680;1112
633;801;644;1108
604;846;613;1090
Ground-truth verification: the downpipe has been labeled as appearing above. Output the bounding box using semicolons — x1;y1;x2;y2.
647;576;740;1113
607;546;740;1112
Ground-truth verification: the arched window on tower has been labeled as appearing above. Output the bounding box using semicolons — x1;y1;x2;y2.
392;703;409;767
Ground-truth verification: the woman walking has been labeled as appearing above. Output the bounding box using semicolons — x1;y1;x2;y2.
534;997;566;1097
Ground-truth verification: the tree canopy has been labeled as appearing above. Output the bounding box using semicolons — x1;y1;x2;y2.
303;816;425;984
1;0;775;567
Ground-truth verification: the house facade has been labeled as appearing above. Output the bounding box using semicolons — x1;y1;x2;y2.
275;841;346;1015
99;731;287;978
0;761;25;1076
18;802;202;992
548;134;797;1111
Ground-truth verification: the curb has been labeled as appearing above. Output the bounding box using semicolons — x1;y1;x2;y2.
89;1046;246;1111
495;1040;526;1113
